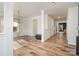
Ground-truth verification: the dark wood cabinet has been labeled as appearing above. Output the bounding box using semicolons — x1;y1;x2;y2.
35;34;41;40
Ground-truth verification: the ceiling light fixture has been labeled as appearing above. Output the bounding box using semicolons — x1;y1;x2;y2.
14;10;22;23
17;10;20;17
48;2;56;6
51;2;56;6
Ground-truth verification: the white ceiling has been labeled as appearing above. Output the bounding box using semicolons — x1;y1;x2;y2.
0;2;78;19
14;2;79;19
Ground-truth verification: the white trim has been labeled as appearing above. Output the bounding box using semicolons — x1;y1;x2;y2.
41;10;45;42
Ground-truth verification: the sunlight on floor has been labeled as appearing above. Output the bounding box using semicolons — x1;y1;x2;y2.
14;41;22;50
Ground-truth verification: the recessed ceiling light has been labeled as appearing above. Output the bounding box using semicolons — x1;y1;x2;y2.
57;16;61;19
57;16;66;19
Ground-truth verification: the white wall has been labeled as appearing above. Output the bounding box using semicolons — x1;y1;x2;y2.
0;3;13;56
44;14;55;41
67;6;78;45
0;17;2;32
19;15;41;36
19;12;55;42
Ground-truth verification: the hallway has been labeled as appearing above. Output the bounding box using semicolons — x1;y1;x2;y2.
14;34;76;56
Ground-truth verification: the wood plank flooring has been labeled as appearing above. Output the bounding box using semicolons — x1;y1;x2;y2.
13;34;76;56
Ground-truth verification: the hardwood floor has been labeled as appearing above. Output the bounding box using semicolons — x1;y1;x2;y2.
13;34;76;56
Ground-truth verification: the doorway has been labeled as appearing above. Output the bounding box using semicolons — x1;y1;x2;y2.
56;21;68;43
33;19;38;36
59;23;66;33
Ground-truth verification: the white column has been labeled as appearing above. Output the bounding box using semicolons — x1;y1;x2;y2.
3;2;13;56
41;10;45;42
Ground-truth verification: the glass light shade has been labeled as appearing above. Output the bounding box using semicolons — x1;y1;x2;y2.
13;22;18;27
